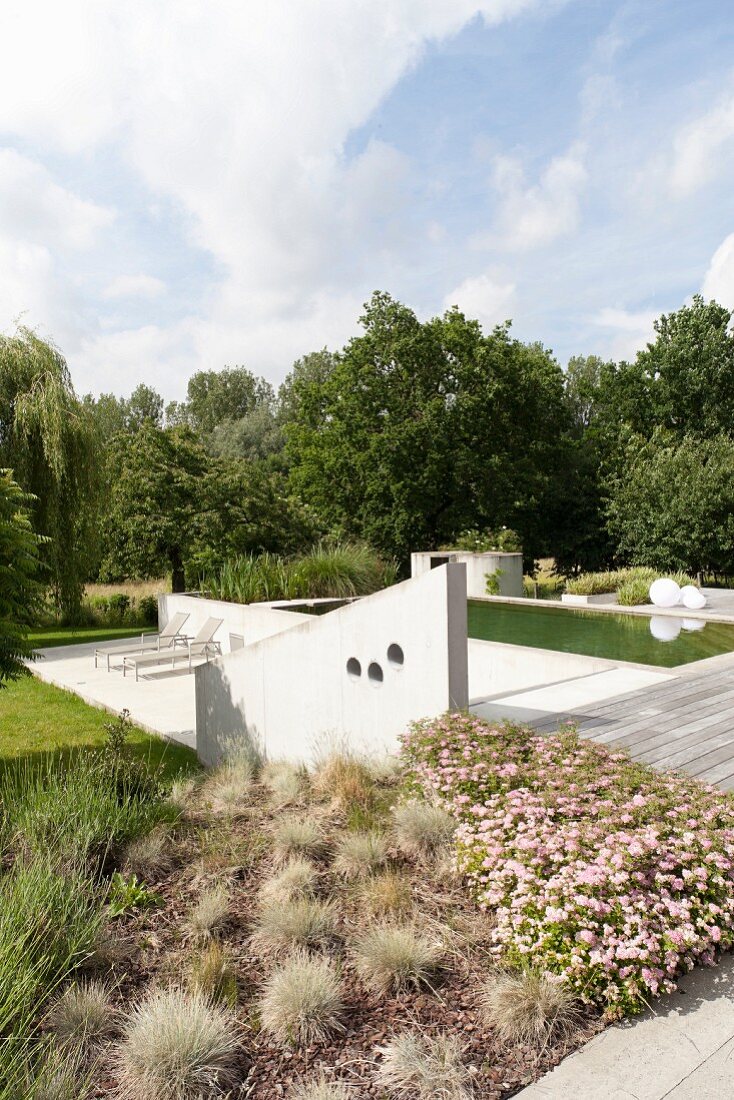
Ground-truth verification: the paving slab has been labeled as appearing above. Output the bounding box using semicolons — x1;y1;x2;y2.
28;642;198;749
517;955;734;1099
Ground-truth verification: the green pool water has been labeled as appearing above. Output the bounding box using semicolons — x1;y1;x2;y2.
467;600;734;668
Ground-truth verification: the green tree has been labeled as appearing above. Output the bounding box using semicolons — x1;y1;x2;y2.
166;367;274;436
99;423;207;591
0;471;44;684
606;431;734;576
208;405;285;465
285;292;572;564
0;327;99;617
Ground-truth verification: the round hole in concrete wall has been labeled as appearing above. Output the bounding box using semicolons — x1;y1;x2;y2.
387;643;404;669
346;657;362;680
367;661;384;686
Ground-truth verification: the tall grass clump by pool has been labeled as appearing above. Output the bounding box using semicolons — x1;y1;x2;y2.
565;567;697;604
402;712;734;1018
201;541;397;604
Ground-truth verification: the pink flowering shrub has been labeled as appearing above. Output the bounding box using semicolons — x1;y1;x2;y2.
401;713;734;1016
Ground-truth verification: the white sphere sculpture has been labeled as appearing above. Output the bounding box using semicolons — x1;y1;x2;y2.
649;578;682;608
650;616;682;642
680;584;706;610
681;618;705;632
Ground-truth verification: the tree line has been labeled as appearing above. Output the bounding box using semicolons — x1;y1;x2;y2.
2;291;734;621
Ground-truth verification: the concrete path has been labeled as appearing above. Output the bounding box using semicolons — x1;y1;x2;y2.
518;955;734;1098
29;641;198;749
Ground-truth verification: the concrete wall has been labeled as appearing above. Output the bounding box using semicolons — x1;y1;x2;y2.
468;637;616;700
158;593;311;653
195;563;469;766
411;551;523;598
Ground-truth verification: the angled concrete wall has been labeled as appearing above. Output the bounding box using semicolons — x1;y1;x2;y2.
195;563;468;766
411;551;523;598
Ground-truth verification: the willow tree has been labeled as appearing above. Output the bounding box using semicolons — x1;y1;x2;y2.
0;470;44;683
0;327;99;617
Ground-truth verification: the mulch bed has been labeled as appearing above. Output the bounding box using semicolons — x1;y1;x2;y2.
82;788;604;1098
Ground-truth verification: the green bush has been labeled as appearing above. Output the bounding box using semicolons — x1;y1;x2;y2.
443;527;522;553
202;541;397;605
565;567;697;602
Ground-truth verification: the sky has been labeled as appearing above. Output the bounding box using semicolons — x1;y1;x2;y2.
1;0;734;399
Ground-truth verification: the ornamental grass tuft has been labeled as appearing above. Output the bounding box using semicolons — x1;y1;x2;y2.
259;950;344;1047
402;712;734;1016
375;1032;473;1099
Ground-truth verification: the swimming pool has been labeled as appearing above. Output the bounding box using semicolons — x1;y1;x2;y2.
467;600;734;668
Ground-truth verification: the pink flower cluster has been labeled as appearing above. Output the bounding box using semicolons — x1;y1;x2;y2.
401;713;734;1016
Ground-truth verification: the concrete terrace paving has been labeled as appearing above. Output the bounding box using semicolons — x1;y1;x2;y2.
29;641;198;749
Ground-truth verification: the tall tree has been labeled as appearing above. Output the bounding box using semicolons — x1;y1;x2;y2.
285;292;573;564
166;367;274;436
0;327;98;616
0;471;44;684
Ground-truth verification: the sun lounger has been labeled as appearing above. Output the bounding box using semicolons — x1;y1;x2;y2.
122;617;224;681
94;611;191;670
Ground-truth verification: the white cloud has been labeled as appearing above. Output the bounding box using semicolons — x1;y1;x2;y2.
0;148;114;249
102;274;166;300
670;93;734;197
702;232;734;308
592;306;657;361
0;0;538;394
443;273;516;330
480;144;587;251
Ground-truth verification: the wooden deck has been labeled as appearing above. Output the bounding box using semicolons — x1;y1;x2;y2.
532;667;734;791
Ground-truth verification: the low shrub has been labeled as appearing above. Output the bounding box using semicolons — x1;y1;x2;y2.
272;816;326;863
350;924;443;993
392;802;455;860
402;712;734;1016
251;898;336;954
262;761;309;807
479;970;580;1047
375;1032;472;1099
187;885;230;940
289;1074;353;1099
332;831;388;879
46;979;117;1057
259;859;318;905
114;988;241;1100
259;951;344;1046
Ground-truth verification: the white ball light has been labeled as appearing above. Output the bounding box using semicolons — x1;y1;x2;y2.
680;585;706;610
681;618;705;632
649;578;682;608
650;616;682;642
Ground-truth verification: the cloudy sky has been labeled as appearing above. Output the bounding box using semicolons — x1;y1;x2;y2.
2;0;734;398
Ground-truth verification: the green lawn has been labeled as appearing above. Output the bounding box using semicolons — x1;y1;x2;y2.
0;674;199;780
28;624;156;650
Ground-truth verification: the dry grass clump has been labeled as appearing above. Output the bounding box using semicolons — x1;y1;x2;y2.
479;970;581;1047
187;884;230;939
311;752;375;812
364;754;403;784
189;942;238;1007
200;761;254;816
272;815;326;863
262;760;309;807
289;1074;353;1099
114;987;241;1099
376;1032;473;1099
351;923;443;993
167;776;199;813
259;858;318;905
358;871;413;918
332;831;388;879
251;898;337;954
392;801;455;859
259;950;344;1046
46;979;117;1056
122;826;173;882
